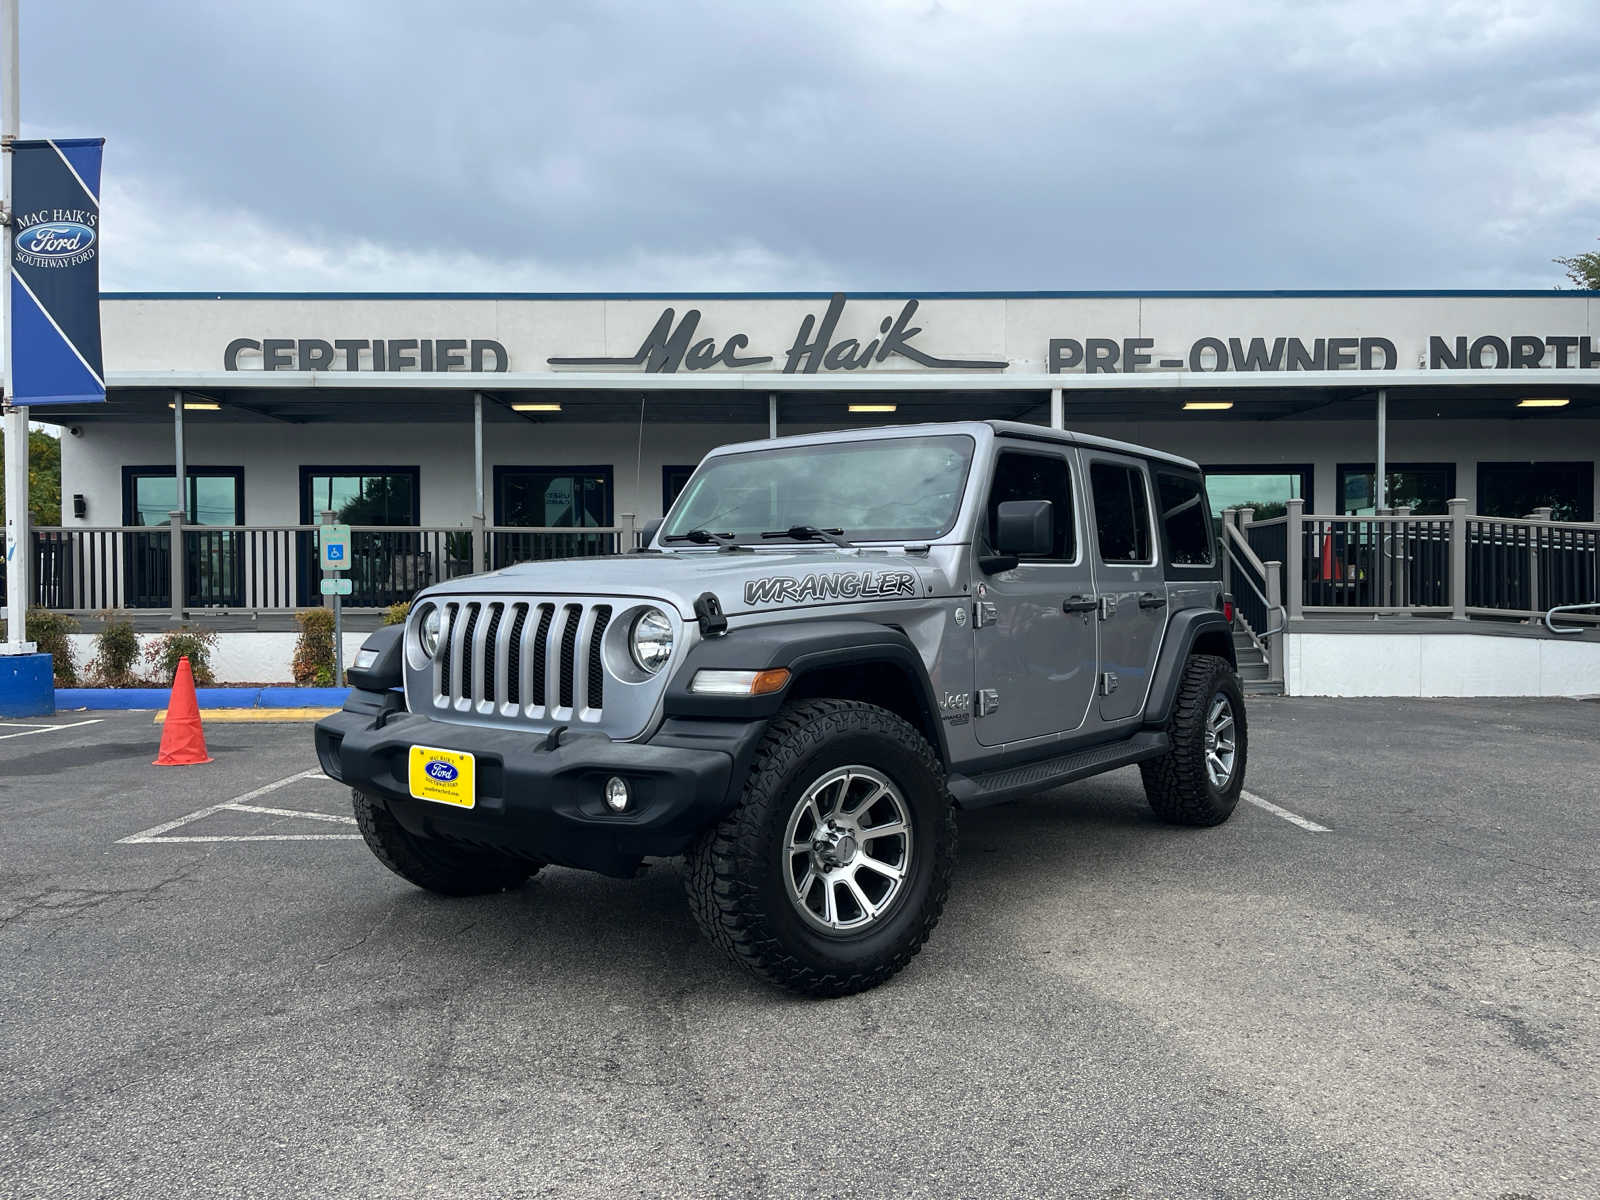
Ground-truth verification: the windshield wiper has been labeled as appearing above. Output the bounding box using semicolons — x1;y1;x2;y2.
760;525;855;548
661;528;746;550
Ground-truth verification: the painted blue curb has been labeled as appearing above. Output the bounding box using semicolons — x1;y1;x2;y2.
259;687;349;707
55;686;352;710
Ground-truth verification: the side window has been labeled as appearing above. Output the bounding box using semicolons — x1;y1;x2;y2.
1089;461;1154;564
985;450;1076;561
1156;471;1214;566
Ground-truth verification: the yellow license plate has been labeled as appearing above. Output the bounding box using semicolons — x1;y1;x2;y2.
409;746;476;809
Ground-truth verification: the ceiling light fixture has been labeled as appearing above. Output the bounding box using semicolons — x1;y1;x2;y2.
847;403;897;413
1182;401;1233;411
512;402;563;412
167;401;220;411
1516;397;1569;408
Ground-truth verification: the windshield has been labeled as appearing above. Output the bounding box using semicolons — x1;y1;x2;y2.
662;434;976;543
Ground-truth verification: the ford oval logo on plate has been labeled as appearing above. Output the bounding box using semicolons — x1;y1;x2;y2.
425;760;458;782
17;222;96;258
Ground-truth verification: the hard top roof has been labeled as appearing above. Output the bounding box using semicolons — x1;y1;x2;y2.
704;420;1202;473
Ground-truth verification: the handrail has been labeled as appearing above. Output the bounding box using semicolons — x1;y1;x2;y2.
1222;525;1286;640
1223;522;1270;576
1238;515;1288;529
1544;603;1600;635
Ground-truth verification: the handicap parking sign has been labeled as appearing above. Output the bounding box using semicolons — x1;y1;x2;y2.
319;524;352;572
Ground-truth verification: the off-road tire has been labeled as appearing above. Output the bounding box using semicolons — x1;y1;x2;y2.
685;699;957;998
352;788;540;896
1140;653;1246;826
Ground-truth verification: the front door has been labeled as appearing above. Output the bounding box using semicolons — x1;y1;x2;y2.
299;467;421;607
493;466;615;564
122;468;245;608
971;446;1098;747
1086;455;1166;723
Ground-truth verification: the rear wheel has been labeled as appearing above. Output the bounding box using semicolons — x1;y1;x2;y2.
685;699;957;997
1140;654;1246;826
352;789;539;896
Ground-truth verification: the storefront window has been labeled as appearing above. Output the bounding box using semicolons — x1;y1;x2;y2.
497;467;613;528
1477;462;1595;522
302;469;419;526
1200;466;1312;522
1338;463;1454;515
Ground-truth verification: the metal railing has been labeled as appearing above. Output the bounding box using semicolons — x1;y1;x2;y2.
12;520;629;617
1231;499;1599;631
1221;514;1284;684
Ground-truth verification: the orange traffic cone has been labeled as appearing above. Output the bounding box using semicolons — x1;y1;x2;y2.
154;655;213;766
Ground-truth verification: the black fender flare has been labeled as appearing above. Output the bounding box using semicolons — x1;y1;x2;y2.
660;618;947;761
1142;608;1237;727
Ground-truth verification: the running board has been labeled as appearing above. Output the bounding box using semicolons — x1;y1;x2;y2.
946;730;1169;809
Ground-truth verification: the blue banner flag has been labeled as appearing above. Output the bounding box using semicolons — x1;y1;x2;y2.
8;138;106;406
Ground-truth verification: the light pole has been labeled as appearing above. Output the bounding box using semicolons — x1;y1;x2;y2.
0;0;29;656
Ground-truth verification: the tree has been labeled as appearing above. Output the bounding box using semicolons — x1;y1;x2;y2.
1554;241;1600;289
0;429;63;527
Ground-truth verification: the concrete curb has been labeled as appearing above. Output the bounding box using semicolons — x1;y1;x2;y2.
57;686;351;711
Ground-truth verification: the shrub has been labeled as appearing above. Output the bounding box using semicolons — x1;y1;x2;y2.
382;600;411;627
0;607;79;685
293;608;336;686
88;612;142;687
145;626;220;687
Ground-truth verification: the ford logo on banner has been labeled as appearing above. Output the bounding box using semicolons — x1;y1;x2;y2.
9;137;107;405
425;761;459;782
17;221;96;258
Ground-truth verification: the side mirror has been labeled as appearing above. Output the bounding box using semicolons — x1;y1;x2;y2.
636;517;664;550
995;499;1053;556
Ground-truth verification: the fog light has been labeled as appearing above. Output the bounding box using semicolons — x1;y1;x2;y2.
604;776;630;812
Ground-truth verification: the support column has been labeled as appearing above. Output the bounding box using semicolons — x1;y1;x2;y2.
472;392;486;573
170;391;187;623
1375;389;1388;512
1448;497;1468;620
768;393;778;439
1049;387;1063;430
1285;497;1305;621
1264;560;1284;684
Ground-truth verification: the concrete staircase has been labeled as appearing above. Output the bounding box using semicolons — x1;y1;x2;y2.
1234;627;1283;696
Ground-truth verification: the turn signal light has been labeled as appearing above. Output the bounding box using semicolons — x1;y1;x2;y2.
689;668;792;696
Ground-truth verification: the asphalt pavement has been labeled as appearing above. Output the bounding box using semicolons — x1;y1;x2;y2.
1;698;1596;1199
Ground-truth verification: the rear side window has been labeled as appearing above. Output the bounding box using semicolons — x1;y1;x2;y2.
1090;462;1154;563
985;450;1076;560
1156;471;1214;566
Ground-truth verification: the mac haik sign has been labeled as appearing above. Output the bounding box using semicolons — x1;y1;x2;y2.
7;138;106;406
550;293;1008;374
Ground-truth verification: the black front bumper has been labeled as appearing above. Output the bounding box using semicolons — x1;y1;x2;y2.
316;694;765;877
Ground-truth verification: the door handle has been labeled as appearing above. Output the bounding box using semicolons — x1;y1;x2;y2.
1138;592;1168;609
1062;595;1098;613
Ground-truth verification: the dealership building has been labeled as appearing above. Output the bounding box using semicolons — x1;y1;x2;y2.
13;288;1600;694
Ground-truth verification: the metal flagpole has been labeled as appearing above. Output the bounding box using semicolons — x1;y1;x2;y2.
1;0;30;655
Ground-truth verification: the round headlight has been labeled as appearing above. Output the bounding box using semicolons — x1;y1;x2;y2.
630;608;674;673
419;606;442;658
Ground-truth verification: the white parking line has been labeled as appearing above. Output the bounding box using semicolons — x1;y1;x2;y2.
119;768;360;844
228;803;357;825
1242;790;1331;833
0;718;103;741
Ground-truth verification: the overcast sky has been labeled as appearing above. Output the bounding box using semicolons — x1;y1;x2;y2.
21;0;1600;292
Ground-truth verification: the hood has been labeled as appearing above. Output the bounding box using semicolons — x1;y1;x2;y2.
421;548;936;618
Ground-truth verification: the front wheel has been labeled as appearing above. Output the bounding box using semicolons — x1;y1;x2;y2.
684;699;957;997
1140;654;1247;826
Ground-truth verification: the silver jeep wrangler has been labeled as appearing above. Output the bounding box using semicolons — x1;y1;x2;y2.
316;421;1245;996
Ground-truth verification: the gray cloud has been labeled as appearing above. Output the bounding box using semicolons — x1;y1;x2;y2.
23;0;1600;290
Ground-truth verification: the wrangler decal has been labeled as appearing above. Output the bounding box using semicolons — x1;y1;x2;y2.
744;570;918;607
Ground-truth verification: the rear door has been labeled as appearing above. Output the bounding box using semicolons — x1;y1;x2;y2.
1086;454;1166;723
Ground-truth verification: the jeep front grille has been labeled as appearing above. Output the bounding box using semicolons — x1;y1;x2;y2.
432;598;614;718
